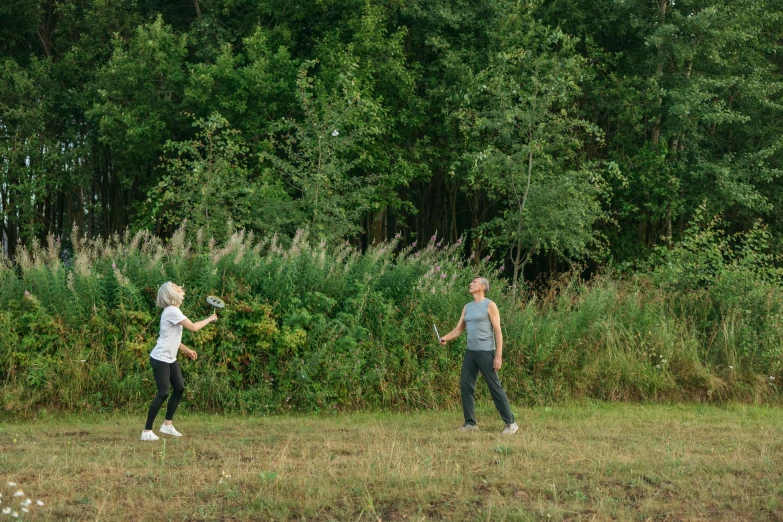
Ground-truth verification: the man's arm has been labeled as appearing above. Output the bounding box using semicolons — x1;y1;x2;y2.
488;301;503;371
440;306;467;345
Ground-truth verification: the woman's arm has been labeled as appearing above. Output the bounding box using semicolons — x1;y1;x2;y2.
488;301;503;371
178;343;198;360
440;306;467;344
180;314;217;332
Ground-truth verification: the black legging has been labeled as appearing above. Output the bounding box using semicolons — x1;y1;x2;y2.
145;357;185;430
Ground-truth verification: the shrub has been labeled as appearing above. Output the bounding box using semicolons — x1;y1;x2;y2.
0;226;780;413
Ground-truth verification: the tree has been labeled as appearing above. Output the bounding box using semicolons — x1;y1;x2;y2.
260;57;386;240
145;112;291;239
458;4;608;292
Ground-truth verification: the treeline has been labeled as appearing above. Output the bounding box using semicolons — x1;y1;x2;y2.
2;0;782;284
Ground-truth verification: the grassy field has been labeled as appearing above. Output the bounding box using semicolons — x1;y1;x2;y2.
1;403;782;521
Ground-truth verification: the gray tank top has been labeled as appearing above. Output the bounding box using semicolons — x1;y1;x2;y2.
464;299;495;351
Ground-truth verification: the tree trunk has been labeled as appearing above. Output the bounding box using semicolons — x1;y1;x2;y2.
5;189;17;259
511;142;535;296
651;0;668;146
638;213;647;246
88;180;95;239
371;209;385;245
651;115;661;145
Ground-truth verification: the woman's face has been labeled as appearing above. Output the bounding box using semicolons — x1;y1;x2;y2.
173;283;186;298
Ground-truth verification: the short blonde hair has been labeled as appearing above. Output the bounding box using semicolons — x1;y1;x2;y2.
156;282;184;307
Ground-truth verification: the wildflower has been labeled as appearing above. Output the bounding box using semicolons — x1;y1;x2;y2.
21;509;28;514
771;376;776;381
431;288;436;294
13;492;23;498
12;511;18;518
440;273;446;279
499;265;505;271
457;237;463;244
483;255;491;262
469;253;475;260
394;232;401;239
36;501;44;507
23;291;29;297
21;500;31;507
411;241;417;248
435;265;441;272
1;508;9;515
430;235;437;242
331;129;339;137
437;240;443;247
7;483;15;487
112;263;116;269
729;366;734;369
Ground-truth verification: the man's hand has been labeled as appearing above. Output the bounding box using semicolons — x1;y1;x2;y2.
209;314;218;323
493;355;502;372
439;338;447;346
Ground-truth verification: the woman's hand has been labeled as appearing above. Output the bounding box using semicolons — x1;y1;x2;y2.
439;338;447;346
185;348;198;360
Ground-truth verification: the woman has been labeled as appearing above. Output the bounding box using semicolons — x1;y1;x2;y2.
439;276;518;434
141;282;217;441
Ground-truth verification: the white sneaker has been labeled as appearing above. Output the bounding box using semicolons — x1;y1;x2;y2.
159;424;182;437
140;430;159;441
457;423;480;431
501;422;519;435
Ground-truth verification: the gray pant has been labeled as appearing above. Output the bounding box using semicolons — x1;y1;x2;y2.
460;349;515;426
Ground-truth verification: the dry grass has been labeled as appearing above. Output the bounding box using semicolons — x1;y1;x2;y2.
1;403;782;521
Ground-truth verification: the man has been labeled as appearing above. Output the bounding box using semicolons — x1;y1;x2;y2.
439;276;519;434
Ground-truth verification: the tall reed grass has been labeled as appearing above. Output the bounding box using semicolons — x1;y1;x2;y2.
1;226;781;413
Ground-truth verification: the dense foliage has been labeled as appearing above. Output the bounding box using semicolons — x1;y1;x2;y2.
2;1;782;411
1;227;781;413
2;0;782;281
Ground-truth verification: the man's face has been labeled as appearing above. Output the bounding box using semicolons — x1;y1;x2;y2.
469;278;482;293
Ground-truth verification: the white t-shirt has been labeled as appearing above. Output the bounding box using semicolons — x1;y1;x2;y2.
149;306;188;363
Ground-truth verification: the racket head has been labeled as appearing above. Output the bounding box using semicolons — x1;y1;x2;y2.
206;295;225;309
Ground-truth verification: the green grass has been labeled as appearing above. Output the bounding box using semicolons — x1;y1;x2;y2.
1;403;782;520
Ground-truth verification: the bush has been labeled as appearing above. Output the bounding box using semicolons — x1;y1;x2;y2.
0;225;780;413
